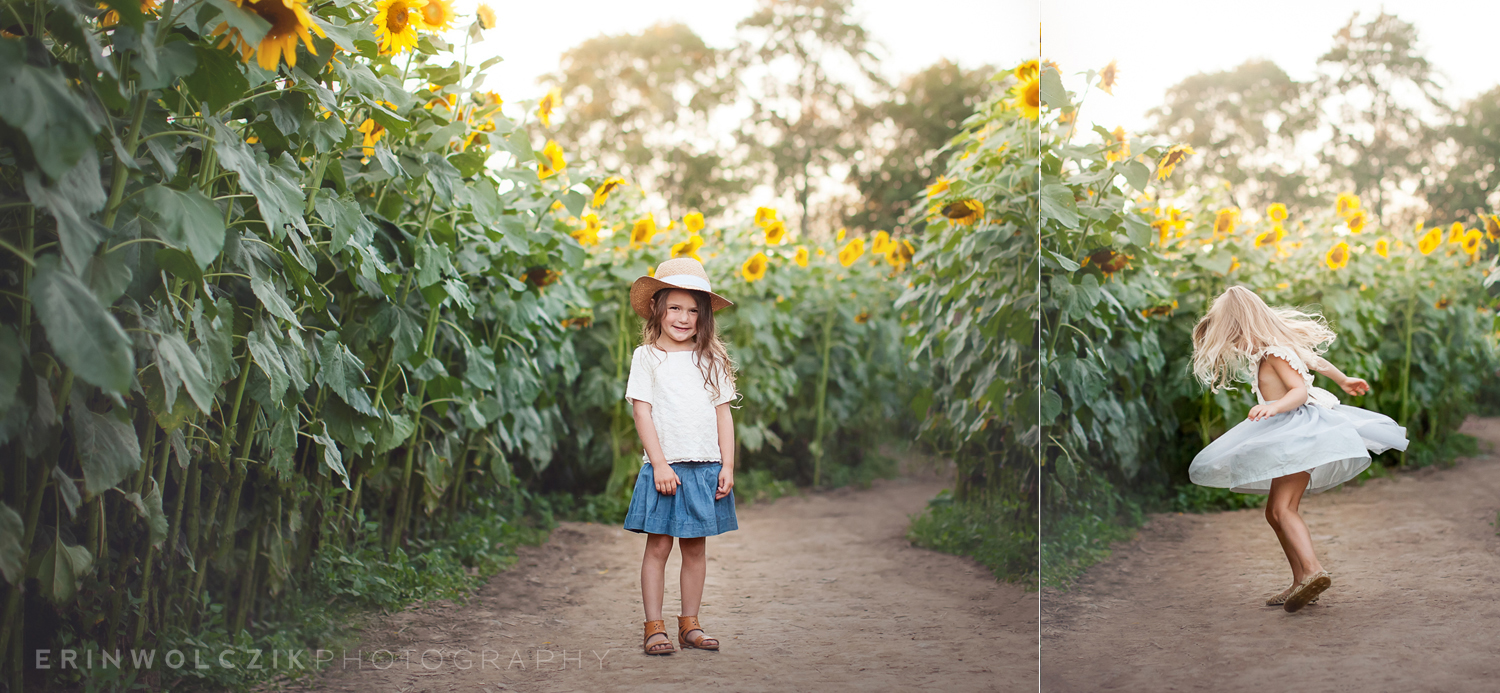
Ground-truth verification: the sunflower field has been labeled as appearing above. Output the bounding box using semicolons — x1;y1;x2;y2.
1038;64;1500;584
0;0;978;687
897;61;1038;579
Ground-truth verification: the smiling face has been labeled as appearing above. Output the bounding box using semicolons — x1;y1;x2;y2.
657;289;701;347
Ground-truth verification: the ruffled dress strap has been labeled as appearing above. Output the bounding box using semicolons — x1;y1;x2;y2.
1252;345;1339;408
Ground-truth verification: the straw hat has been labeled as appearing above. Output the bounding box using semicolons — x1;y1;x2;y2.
629;257;734;320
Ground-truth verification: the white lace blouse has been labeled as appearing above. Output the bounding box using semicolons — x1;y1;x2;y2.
1250;345;1340;409
624;345;736;464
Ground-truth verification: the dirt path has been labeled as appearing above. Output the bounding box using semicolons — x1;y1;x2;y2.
291;469;1036;692
1042;416;1500;692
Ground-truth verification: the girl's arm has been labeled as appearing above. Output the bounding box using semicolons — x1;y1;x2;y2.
714;402;735;500
1309;356;1370;396
632;400;681;494
1248;356;1308;421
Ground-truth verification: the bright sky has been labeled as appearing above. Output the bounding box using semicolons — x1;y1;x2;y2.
1043;0;1500;138
448;0;1036;114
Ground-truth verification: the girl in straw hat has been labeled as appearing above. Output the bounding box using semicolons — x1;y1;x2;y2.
621;257;739;655
1189;286;1407;612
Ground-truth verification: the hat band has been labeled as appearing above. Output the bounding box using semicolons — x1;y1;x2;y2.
657;273;712;293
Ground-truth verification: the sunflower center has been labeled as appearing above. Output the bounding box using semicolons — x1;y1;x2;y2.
386;3;410;33
1024;80;1040;108
253;0;302;37
421;2;445;26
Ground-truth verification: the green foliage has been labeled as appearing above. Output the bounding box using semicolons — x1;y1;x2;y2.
0;2;939;685
1042;60;1500;582
907;489;1037;583
550;188;918;496
1170;485;1265;513
899;66;1034;504
847;60;1000;236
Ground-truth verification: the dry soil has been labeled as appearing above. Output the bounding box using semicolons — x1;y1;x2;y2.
282;464;1036;693
1042;416;1500;693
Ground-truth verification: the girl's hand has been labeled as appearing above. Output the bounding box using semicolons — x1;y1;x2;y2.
715;467;734;500
1247;403;1280;422
653;463;681;495
1340;377;1370;396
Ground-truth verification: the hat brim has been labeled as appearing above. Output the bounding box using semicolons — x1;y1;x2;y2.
630;276;734;320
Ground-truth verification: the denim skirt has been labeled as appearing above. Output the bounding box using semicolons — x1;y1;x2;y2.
622;461;738;538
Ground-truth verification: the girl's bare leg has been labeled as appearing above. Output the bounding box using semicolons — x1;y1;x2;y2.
1266;472;1322;584
678;536;710;641
641;534;674;649
1266;476;1310;585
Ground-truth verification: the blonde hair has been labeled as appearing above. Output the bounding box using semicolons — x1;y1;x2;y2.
641;287;736;401
1190;286;1336;391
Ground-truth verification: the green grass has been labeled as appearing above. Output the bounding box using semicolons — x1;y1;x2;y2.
907;489;1037;585
1170;485;1265;513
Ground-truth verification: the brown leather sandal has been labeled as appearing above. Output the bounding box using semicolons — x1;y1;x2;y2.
677;615;719;650
643;619;675;655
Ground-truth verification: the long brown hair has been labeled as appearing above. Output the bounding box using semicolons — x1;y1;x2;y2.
642;288;736;402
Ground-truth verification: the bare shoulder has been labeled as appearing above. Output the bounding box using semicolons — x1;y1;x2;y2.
1258;352;1304;386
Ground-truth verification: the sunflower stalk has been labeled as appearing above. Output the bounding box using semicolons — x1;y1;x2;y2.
811;306;837;487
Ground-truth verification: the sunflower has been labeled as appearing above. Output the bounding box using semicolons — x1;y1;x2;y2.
477;90;503;112
630;216;657;247
418;0;455;31
210;0;327;71
102;0;159;27
684;212;705;233
1345;209;1366;233
854;311;870;324
835;227;847;242
1375;238;1389;258
754;207;778;227
924;177;950;199
1155;144;1194;181
886;240;915;268
537;87;561;128
523;267;562;287
1449;221;1465;245
1254;226;1284;249
373;0;427;54
793;246;809;268
1325;241;1350;270
741;252;768;282
572;213;602;246
1011;72;1040;121
763;220;788;245
1486;214;1500;241
1105;126;1129;163
838;238;865;267
943;199;984;226
1087;249;1131;276
538;139;566;179
1266;203;1288;223
590;177;625;207
1098;60;1119;95
1213;207;1238;237
1154;219;1172;247
1435;297;1452;310
1463;229;1483;255
357;118;386;158
1140;300;1178;318
1418;226;1442;255
871;231;891;255
671;234;705;261
1335;192;1360;218
1013;59;1038;81
476;3;496;29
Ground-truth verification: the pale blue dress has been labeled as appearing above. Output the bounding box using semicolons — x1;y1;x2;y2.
1189;345;1409;494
